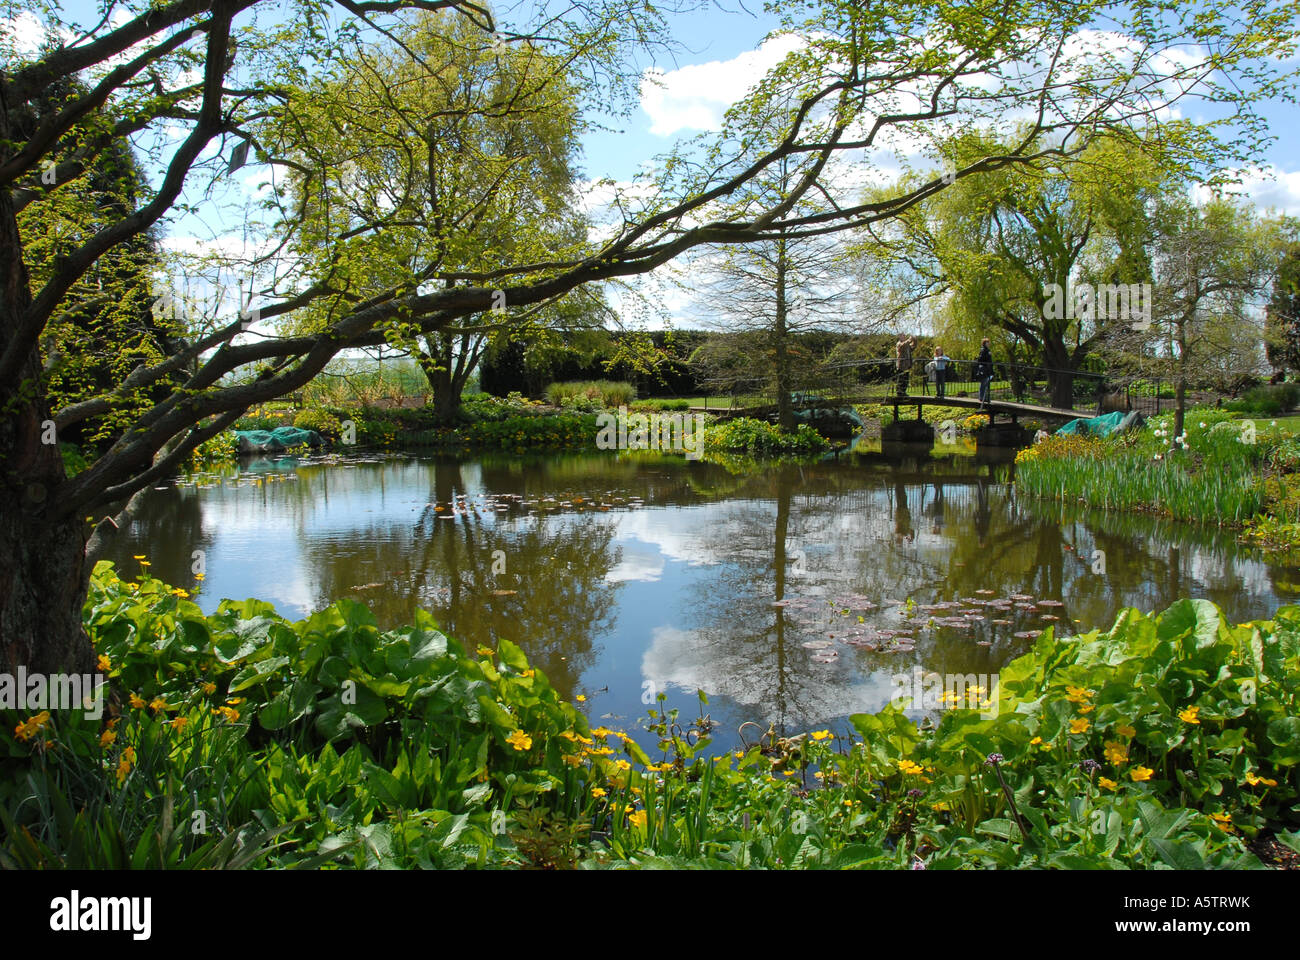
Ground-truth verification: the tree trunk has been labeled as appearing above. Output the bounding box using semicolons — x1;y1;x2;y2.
773;240;794;433
0;122;94;673
1042;339;1076;409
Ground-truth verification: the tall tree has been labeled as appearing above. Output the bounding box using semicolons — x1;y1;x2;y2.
1148;196;1293;440
2;0;1295;672
856;132;1169;407
1265;243;1300;376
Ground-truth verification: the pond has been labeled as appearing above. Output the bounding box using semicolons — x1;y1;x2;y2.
101;446;1300;752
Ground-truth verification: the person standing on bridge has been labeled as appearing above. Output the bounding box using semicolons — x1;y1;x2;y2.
894;336;915;396
974;338;994;408
932;346;953;399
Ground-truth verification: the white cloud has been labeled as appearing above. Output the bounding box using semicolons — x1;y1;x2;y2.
639;34;806;136
1193;165;1300;216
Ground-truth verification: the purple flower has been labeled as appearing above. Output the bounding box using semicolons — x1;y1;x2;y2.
907;788;923;798
1080;759;1101;774
911;858;927;870
985;753;1004;766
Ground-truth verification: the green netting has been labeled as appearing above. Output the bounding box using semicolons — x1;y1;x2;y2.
1055;410;1141;438
233;426;324;454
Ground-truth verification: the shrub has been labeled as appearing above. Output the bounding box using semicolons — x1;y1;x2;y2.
545;380;637;409
293;408;344;440
705;417;830;456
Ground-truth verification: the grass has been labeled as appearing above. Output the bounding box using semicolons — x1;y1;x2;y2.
1014;407;1300;526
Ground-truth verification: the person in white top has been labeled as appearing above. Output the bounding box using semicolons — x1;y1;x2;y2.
932;347;953;399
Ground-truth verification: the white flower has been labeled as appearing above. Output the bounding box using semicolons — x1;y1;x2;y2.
1153;453;1162;461
1271;420;1278;427
1199;422;1207;428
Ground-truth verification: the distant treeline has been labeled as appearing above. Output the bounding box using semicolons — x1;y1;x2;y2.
479;330;937;398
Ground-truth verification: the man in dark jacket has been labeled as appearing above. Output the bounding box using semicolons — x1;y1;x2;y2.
974;338;994;407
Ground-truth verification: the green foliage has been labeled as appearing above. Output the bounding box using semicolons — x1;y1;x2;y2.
293;408;343;440
59;442;88;478
545;380;638;409
1223;383;1300;415
704;417;830;457
188;432;239;469
2;567;1294;869
1015;408;1293;525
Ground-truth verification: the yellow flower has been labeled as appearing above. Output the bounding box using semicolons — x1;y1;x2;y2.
14;711;52;742
1099;777;1118;791
613;759;631;772
212;705;240;722
563;753;583;767
628;809;647;829
97;654;111;672
98;728;117;748
591;787;607;799
521;669;534;679
1178;706;1200;725
1065;685;1094;703
1116;724;1136;738
169;717;189;733
1078;703;1095;714
897;759;923;775
225;697;244;706
129;693;145;709
1129;766;1154;782
576;694;586;702
476;645;494;657
148;697;170;714
1209;811;1233;831
1244;772;1278;788
132;555;146;561
1103;741;1128;765
810;729;832;741
1029;736;1042;745
591;726;614;738
201;682;217;695
506;730;532;751
1069;718;1090;734
115;757;132;785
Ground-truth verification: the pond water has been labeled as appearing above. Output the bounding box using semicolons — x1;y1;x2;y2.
101;446;1300;752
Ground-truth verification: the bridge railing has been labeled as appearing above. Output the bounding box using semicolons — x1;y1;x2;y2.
695;359;1113;416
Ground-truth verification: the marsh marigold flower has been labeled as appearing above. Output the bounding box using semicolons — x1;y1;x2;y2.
1103;741;1128;765
1065;685;1094;703
129;693;145;709
628;809;647;829
1244;772;1278;788
1099;777;1118;791
1069;718;1090;734
1130;766;1154;782
1178;706;1200;725
506;730;532;751
99;728;117;748
591;787;606;799
898;759;923;775
1116;724;1136;738
97;655;111;672
810;730;832;741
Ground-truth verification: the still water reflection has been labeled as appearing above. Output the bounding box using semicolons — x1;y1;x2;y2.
101;448;1300;750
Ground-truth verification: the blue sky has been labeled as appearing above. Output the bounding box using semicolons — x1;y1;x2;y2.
7;0;1300;334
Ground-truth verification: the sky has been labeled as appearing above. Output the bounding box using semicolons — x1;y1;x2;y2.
6;0;1300;333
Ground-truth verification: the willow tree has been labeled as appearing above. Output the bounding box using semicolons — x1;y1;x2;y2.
854;131;1174;408
2;0;1296;673
268;11;599;423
